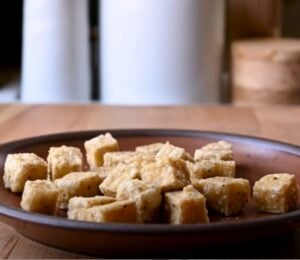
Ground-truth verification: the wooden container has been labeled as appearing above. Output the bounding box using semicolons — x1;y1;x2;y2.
232;39;300;105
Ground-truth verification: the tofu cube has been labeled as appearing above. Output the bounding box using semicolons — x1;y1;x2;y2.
95;166;112;179
99;163;140;197
103;151;137;167
135;143;165;155
140;159;190;192
3;153;47;193
20;180;59;215
201;140;232;151
187;159;235;180
103;151;154;168
68;195;115;212
193;177;250;216
164;185;209;224
116;179;162;223
194;140;233;161
54;171;103;209
67;207;94;221
116;179;155;199
253;173;299;213
194;149;233;161
68;196;116;219
68;200;137;223
155;142;193;162
84;133;119;169
47;145;83;180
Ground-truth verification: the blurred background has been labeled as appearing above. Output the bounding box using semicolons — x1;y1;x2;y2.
0;0;300;105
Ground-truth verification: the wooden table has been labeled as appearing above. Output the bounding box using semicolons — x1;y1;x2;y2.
0;104;300;258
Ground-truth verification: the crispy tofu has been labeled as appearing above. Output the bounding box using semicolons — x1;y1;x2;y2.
84;133;119;169
135;143;165;155
116;179;155;199
103;151;154;168
20;180;59;215
253;173;299;213
3;153;47;193
164;185;209;224
116;179;162;223
155;142;193;162
193;177;250;216
103;151;137;167
140;159;190;192
187;160;235;181
95;166;112;179
99;163;140;197
201;141;232;151
55;171;103;209
68;195;115;212
47;145;83;180
68;200;137;223
194;141;233;161
194;149;233;161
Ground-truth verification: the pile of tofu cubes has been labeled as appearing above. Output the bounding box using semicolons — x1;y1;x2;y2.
3;133;299;224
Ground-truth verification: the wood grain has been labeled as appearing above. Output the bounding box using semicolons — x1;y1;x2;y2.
0;104;300;258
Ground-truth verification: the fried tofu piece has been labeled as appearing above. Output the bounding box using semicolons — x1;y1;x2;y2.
67;207;94;221
99;163;140;197
84;133;119;169
47;145;83;180
140;159;190;192
201;141;232;151
193;177;250;216
194;149;233;161
68;195;115;212
54;171;103;209
95;166;112;179
103;151;136;167
187;159;235;181
3;153;47;193
68;200;137;223
194;141;233;161
103;151;154;168
116;179;154;199
20;180;59;215
164;185;209;224
253;173;299;213
135;143;165;155
116;179;162;223
155;142;193;162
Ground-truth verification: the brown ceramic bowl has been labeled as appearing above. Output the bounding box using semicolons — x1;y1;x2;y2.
0;129;300;257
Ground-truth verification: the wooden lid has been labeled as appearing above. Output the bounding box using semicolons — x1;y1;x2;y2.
233;38;300;62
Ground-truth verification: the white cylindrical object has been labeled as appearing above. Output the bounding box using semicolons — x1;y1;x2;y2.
100;0;224;105
21;0;90;103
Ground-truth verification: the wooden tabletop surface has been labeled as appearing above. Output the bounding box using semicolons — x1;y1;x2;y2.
0;103;300;259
